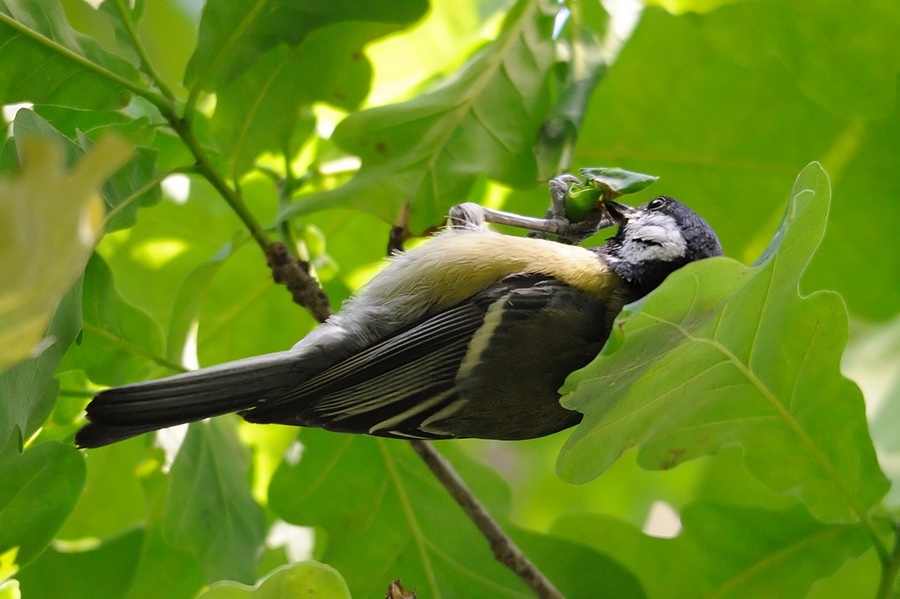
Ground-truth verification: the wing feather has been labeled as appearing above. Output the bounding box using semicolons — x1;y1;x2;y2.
241;301;487;434
242;273;616;440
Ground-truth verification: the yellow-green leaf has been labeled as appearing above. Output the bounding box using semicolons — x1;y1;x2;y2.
0;135;133;370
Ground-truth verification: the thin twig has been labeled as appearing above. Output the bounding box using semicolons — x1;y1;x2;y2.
387;204;412;256
408;440;566;599
110;0;179;103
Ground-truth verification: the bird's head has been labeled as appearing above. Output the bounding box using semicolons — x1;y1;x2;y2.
599;196;723;297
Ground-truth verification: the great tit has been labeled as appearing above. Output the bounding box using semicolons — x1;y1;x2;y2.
75;194;722;448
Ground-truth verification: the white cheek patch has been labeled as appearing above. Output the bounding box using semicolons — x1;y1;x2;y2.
621;213;687;263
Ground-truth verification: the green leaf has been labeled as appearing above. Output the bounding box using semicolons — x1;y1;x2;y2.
552;502;872;599
193;237;320;366
0;439;86;566
571;5;900;321
97;0;147;64
0;0;140;109
534;0;608;180
210;21;385;178
196;562;351;599
165;245;231;365
694;0;900;119
557;163;889;523
269;430;644;599
123;526;206;599
101;146;163;232
0;112;133;371
183;0;427;91
60;253;169;387
282;0;560;233
57;436;146;541
33;105;155;146
0;280;81;447
162;419;266;584
15;528;143;599
580;167;659;196
0;579;18;599
642;0;738;14
0;547;17;583
561;167;660;222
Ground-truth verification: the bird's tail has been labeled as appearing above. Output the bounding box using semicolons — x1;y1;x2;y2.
75;352;299;448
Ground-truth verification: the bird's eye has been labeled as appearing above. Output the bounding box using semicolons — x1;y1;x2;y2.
648;197;666;211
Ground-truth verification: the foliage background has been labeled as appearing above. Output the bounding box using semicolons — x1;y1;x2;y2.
1;0;899;597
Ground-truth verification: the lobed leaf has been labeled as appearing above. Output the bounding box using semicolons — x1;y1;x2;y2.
269;429;645;599
98;0;147;65
56;437;147;542
0;116;132;371
0;0;140;109
0;282;80;447
282;0;560;233
571;5;900;321
210;21;385;179
161;419;266;584
14;529;143;599
196;562;350;599
120;527;206;599
60;254;167;387
580;167;659;196
553;502;873;599
0;439;86;566
184;0;427;92
558;163;889;523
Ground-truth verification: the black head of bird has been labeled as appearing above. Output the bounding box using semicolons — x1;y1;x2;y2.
598;196;723;297
76;195;723;448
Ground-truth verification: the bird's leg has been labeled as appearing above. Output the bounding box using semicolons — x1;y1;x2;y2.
526;174;584;241
449;174;616;243
449;202;578;236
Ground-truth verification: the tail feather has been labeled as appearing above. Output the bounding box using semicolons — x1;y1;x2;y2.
76;351;299;448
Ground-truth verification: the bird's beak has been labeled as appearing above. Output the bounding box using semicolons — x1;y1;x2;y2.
604;200;640;225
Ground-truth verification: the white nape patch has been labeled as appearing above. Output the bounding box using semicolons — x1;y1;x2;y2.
642;500;682;538
621;212;687;263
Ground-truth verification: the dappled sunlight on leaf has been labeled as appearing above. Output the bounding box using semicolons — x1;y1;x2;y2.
553;502;873;599
281;0;561;232
558;163;889;523
269;429;644;599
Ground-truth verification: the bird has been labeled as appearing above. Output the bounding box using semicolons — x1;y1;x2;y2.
75;194;723;448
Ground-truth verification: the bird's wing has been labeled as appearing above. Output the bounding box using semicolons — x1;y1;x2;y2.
241;274;612;440
240;292;489;438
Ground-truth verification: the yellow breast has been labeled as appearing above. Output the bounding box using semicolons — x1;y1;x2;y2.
364;230;616;312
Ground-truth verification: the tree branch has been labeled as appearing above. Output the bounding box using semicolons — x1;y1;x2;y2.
110;0;179;104
266;242;332;324
408;440;566;599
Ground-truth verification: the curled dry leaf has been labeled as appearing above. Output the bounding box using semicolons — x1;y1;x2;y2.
385;578;416;599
